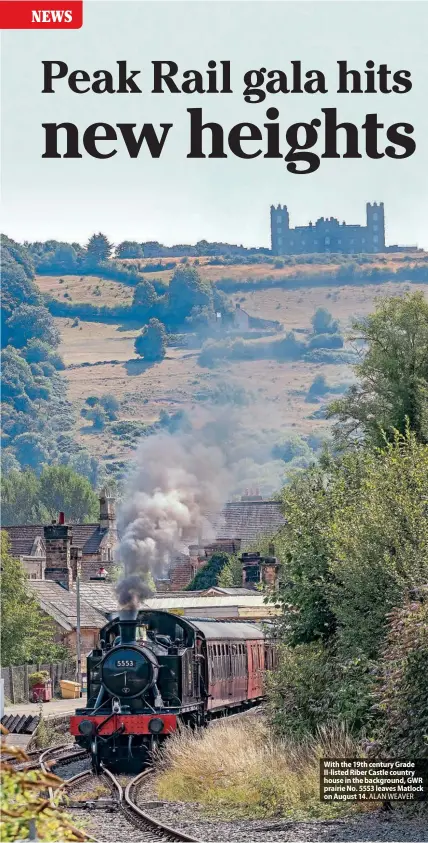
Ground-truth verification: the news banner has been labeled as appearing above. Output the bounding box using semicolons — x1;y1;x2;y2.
320;760;428;803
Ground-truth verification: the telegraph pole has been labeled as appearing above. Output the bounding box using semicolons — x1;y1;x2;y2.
76;559;82;693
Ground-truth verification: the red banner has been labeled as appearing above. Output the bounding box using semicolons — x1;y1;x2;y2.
0;1;83;29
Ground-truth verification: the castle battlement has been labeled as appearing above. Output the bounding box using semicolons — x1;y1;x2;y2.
270;203;385;255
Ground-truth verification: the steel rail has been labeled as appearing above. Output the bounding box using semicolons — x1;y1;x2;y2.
122;768;200;842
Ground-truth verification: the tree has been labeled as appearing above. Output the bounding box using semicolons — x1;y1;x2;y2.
1;470;47;526
134;318;167;361
217;555;243;587
186;553;231;590
329;292;428;446
6;304;60;349
38;465;99;522
1;532;65;665
133;279;157;310
1;235;38;345
311;307;339;335
167;265;213;325
85;232;113;266
99;393;119;420
86;404;108;431
116;241;144;258
1;466;99;526
13;433;51;470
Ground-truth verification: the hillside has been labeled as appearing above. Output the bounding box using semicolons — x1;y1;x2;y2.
33;254;428;490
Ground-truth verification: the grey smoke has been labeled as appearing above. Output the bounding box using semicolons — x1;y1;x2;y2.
116;431;232;608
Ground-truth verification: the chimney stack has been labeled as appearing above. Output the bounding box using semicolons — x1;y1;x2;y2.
44;518;73;590
99;487;116;529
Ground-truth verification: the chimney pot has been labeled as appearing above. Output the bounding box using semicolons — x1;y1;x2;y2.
59;512;65;525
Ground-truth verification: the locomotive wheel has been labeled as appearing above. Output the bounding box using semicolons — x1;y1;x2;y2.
91;737;101;775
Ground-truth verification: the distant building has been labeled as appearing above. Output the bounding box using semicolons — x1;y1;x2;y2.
5;488;117;584
28;580;106;652
271;202;385;255
78;582;280;623
167;498;285;592
233;304;250;331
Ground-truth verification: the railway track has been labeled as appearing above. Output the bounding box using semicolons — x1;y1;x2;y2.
62;765;200;842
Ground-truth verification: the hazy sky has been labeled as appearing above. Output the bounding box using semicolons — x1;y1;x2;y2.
2;1;427;248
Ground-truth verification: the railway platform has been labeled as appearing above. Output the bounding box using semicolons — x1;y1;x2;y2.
4;695;87;719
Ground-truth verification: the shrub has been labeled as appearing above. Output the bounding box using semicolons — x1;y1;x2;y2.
307;332;344;350
311;307;339;335
134;318;167;361
377;597;428;756
86;405;108;430
155;717;361;820
307;374;329;400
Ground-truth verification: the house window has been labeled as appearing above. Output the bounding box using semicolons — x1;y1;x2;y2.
325;237;330;245
372;212;378;221
373;235;379;242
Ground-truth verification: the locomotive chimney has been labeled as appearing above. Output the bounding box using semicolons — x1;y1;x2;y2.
118;608;138;645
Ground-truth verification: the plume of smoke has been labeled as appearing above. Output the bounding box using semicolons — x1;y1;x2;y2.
116;432;232;608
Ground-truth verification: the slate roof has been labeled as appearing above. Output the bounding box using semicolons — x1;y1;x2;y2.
79;582;123;615
78;583;270;617
28;581;107;631
5;524;108;557
210;501;285;547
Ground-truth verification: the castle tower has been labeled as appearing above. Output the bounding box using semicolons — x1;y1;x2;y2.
366;202;385;252
271;204;289;255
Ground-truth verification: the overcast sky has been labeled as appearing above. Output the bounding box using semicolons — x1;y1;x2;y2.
2;1;427;248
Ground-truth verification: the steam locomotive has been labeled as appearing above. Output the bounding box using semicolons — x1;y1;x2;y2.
70;608;277;771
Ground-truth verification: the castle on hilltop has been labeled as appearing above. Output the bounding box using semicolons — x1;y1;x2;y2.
270;202;385;255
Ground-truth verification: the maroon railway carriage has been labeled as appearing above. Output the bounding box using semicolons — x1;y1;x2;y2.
70;609;276;771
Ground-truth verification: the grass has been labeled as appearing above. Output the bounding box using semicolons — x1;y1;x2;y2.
154;718;371;821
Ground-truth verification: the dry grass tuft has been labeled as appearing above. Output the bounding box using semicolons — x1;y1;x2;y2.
154;718;368;820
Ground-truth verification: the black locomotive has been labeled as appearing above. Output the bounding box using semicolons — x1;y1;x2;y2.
70;608;276;771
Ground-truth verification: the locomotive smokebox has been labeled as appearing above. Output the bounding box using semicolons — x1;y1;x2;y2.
119;608;138;644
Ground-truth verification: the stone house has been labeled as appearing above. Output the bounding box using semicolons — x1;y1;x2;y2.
5;489;117;583
28;580;107;652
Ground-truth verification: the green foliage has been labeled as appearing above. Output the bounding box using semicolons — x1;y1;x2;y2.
269;430;428;735
329;292;428;446
168;265;214;325
186;553;231;590
307;374;329;401
133;278;157;310
1;466;99;526
272;435;313;465
1;470;49;525
217;555;243;587
1;738;85;841
116;240;144;258
6;304;60;349
82;393;119;421
28;671;50;687
85;232;113;266
135;318;167;361
311;307;339;335
377;598;428;757
38;465;99;522
1;234;39;345
1;533;66;666
267;644;337;738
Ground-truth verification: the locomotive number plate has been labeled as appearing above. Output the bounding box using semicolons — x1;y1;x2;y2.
115;659;136;667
